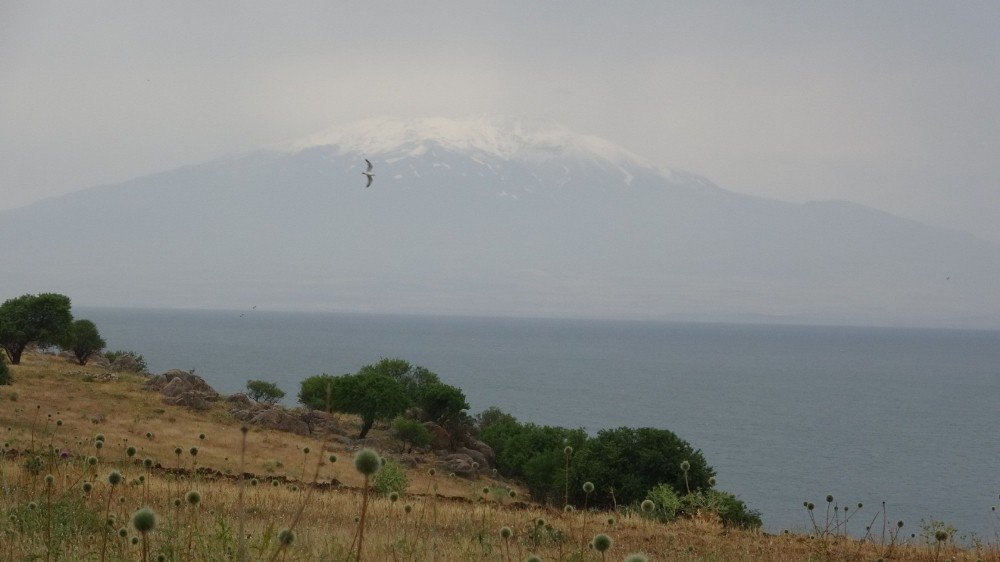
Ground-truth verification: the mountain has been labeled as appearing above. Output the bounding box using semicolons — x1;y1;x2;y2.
2;116;999;327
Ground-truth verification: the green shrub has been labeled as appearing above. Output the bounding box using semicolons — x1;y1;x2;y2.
372;459;408;496
391;417;433;452
416;382;469;424
0;353;10;385
645;484;683;522
677;490;762;529
59;319;106;365
299;372;410;438
246;380;285;404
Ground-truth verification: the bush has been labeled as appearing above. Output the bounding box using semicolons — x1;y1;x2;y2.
0;354;10;386
246;380;285;404
475;406;516;432
416;382;469;424
60;319;106;365
372;459;408;496
392;417;433;452
677;490;762;529
299;371;410;438
644;484;683;522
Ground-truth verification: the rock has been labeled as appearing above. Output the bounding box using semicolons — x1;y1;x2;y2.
249;408;310;436
440;453;476;476
88;354;112;368
465;439;495;465
457;446;489;470
161;377;193;398
110;354;141;372
163;391;210;411
226;393;252;406
422;422;451;449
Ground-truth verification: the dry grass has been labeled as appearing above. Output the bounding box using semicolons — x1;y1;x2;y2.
1;351;997;561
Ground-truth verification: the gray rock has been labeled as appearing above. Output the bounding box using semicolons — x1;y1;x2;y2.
163;391;210;411
249;408;310;436
110;354;141;372
466;439;495;465
161;377;193;398
422;421;451;449
457;446;489;470
440;453;476;476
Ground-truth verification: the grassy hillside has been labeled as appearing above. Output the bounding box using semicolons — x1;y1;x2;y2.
0;351;995;561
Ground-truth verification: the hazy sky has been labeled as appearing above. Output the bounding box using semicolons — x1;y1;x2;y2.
2;2;999;242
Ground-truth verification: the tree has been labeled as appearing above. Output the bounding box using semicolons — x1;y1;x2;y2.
416;382;469;425
358;358;441;396
0;293;73;364
299;372;410;439
391;416;433;452
246;380;285;404
60;319;106;365
570;427;715;508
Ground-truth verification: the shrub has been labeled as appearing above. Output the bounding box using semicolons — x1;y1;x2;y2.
678;490;762;529
59;319;106;365
300;372;410;438
391;417;433;452
372;459;408;496
416;382;469;424
475;406;517;432
246;380;285;404
644;484;683;522
0;354;10;386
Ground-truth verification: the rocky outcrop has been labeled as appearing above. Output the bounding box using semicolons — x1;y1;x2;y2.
422;422;451;449
145;369;219;411
457;446;489;470
110;354;141;372
465;439;495;466
440;452;477;476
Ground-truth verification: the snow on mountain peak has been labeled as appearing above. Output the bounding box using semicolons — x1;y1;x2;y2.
287;115;658;170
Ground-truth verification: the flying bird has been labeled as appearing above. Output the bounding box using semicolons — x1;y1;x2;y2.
362;159;375;188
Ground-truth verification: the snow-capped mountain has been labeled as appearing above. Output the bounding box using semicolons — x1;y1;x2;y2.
2;116;999;327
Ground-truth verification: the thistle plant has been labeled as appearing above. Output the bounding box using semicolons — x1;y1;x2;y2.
99;470;123;562
131;507;157;562
352;448;380;562
592;533;613;561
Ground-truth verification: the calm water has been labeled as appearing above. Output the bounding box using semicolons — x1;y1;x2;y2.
78;307;1000;538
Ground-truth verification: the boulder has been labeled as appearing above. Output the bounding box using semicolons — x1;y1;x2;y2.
163;391;210;411
422;422;451;449
161;377;193;398
88;354;112;368
226;393;252;407
110;354;141;372
249;408;310;436
144;374;168;391
457;446;489;470
440;453;476;476
465;439;495;465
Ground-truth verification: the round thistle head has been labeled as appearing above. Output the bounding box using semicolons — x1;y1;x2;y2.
250;478;259;487
271;480;280;487
118;496;126;504
107;470;123;486
138;475;146;483
826;494;834;503
130;536;139;545
82;482;93;494
143;458;154;469
240;425;248;434
289;485;299;492
535;517;545;527
95;434;105;442
563;445;573;456
278;528;295;546
145;432;153;439
118;528;128;538
607;516;615;525
302;446;310;454
353;516;360;523
897;520;904;528
44;474;54;486
27;502;37;510
56;419;63;426
156;555;166;562
509;490;517;499
583;481;595;494
87;456;98;466
499;526;513;539
680;460;690;472
708;476;716;487
94;440;103;450
404;504;413;514
624;555;649;562
388;491;399;502
188;447;198;456
353;448;380;476
427;468;436;476
640;499;655;513
198;433;205;440
858;503;863;509
131;507;157;534
173;498;181;507
934;530;948;542
472;461;479;470
592;533;613;553
173;447;182;456
185;490;201;506
328;454;337;463
525;556;542;562
807;503;815;511
482;487;490;495
126;446;137;457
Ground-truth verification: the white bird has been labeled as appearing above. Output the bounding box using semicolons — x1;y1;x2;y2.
362;158;375;188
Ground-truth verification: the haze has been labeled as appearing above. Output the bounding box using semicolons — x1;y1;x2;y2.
2;2;998;243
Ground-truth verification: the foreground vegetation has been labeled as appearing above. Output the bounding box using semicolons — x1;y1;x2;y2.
2;351;997;560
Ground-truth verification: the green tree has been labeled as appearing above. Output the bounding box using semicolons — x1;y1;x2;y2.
358;358;441;396
417;382;469;425
570;427;715;508
391;416;433;452
0;293;73;364
299;372;410;439
246;380;286;404
60;319;106;365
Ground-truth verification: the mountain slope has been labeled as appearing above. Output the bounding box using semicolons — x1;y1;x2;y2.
2;117;998;327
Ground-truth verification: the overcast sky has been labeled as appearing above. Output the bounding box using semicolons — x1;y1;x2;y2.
2;2;998;242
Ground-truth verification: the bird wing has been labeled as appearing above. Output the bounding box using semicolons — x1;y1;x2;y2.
365;159;373;172
365;175;373;188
